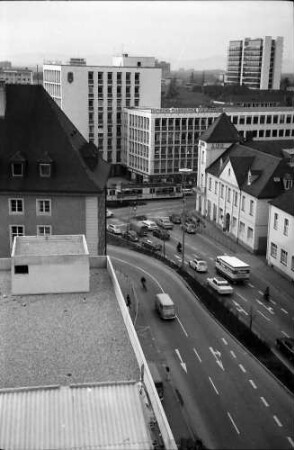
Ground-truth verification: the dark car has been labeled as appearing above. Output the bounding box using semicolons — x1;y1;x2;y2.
153;228;170;241
133;215;147;221
276;337;294;362
141;239;162;252
169;213;181;224
122;230;139;242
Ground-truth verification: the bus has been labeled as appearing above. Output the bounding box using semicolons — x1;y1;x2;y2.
215;255;250;283
107;183;183;206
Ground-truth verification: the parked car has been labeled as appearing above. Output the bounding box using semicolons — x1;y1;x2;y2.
156;217;173;230
107;223;125;235
182;188;193;196
122;230;139;242
141;239;162;252
276;337;294;362
206;276;234;295
133;215;147;221
189;257;208;273
181;222;196;234
106;209;114;218
142;219;159;231
169;213;181;224
152;228;170;241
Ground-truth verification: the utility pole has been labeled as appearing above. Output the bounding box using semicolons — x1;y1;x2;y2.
179;168;192;269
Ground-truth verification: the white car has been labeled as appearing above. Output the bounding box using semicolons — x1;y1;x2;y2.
189;257;208;273
107;223;124;235
106;209;114;218
142;220;158;230
207;276;234;295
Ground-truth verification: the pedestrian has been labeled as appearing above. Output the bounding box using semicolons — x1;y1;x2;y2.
126;294;131;308
165;365;170;381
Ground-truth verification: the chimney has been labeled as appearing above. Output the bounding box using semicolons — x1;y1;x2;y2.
0;81;6;118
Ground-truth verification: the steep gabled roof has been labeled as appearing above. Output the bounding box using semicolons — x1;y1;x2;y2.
207;143;294;198
246;139;294;158
0;84;110;194
199;112;240;143
270;186;294;216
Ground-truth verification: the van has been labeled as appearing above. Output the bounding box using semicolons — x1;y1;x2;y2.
155;293;176;320
129;220;148;237
147;361;164;401
215;255;250;282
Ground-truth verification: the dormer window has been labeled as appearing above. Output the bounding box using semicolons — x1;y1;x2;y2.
39;163;51;178
12;162;24;177
248;169;252;186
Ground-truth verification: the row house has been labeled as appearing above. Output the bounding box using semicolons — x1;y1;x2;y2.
0;83;110;257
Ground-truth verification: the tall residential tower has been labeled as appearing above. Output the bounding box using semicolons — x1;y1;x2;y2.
225;36;284;90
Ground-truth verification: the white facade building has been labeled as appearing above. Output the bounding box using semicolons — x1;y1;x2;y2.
196;113;294;254
0;68;33;84
122;106;294;182
112;54;156;67
267;188;294;282
226;36;284;90
43;60;161;174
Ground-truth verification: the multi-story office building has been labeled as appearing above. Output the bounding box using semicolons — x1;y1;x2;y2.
43;59;161;175
112;53;156;68
225;36;284;90
122;106;294;182
0;67;33;84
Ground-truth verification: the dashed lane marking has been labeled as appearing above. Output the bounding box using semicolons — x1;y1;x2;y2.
193;348;202;363
230;350;236;359
281;308;289;315
287;437;294;448
209;377;219;395
257;310;271;322
249;379;257;389
273;415;283;427
260;397;269;407
248;283;254;288
239;364;246;373
227;412;240;435
236;293;248;302
176;316;189;337
222;338;228;345
281;330;290;338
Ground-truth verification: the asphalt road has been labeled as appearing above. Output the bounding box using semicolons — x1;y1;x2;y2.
109;245;294;450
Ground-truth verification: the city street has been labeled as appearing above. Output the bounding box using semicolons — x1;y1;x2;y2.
109;245;294;450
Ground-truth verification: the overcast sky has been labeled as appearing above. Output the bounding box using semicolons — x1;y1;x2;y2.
1;1;293;71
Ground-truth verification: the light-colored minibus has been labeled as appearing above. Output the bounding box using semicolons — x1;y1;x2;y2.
155;293;176;320
215;255;250;282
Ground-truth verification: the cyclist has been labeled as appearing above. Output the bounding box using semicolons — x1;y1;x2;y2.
177;242;182;253
141;276;146;290
263;286;270;301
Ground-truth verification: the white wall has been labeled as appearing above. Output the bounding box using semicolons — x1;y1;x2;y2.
12;254;90;295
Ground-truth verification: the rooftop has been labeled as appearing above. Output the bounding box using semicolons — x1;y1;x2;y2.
12;235;88;257
126;106;294;114
0;267;139;389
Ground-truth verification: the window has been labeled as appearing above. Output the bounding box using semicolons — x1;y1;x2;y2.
239;221;245;234
270;242;277;258
233;191;238;207
12;163;24;177
36;199;51;215
241;195;245;211
227;188;231;203
247;227;253;240
291;256;294;272
208;177;212;191
220;184;224;199
14;265;29;274
273;212;278;230
283;218;289;236
10;225;24;247
37;225;52;236
215;181;218;194
39;163;51;177
9;198;24;214
280;249;288;266
249;200;254;216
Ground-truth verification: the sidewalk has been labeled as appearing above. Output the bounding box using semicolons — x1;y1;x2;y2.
195;214;294;301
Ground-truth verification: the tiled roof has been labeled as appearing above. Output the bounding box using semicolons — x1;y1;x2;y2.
0;84;110;193
246;139;294;158
270;186;294;215
207;143;294;198
199;112;241;143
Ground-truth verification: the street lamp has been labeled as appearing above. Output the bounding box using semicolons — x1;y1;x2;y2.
179;168;192;269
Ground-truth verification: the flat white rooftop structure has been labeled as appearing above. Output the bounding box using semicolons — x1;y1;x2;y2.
12;234;88;256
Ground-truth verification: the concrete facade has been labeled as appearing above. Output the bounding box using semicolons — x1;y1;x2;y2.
0;68;33;84
11;235;90;295
122;106;294;182
43;61;161;173
226;36;284;90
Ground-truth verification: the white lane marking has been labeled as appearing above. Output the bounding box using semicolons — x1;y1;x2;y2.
258;290;263;296
273;415;283;427
208;376;219;395
236;293;248;302
249;379;257;389
222;338;228;345
239;364;246;373
176;316;188;337
193;347;202;363
270;299;276;305
233;300;249;316
257;310;271;322
260;396;269;407
281;330;290;338
248;283;254;288
230;350;236;359
227;412;240;435
175;348;187;373
209;347;224;371
256;298;263;306
281;308;289;315
209;256;214;261
288;437;294;448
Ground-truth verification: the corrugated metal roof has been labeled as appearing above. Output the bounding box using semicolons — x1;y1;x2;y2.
0;382;152;450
